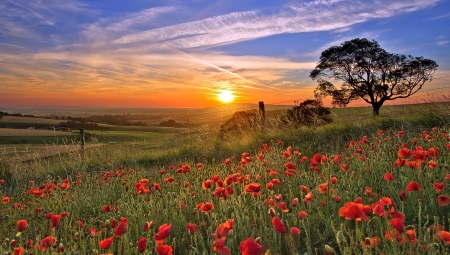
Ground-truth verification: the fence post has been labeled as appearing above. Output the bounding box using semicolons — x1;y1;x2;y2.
259;101;265;131
80;128;85;158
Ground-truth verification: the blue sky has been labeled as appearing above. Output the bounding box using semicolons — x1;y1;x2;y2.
0;0;449;107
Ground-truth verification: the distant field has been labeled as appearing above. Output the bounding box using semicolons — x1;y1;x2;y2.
0;128;71;136
0;116;61;124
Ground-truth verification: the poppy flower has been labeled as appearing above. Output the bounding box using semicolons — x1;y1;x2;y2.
13;247;25;255
212;237;230;255
285;162;296;170
154;224;172;243
428;161;438;168
318;182;328;194
186;223;197;235
303;192;313;203
383;172;395;181
88;228;97;237
114;221;127;238
390;217;404;232
292;198;298;207
277;202;289;212
405;181;422;192
433;182;445;192
333;196;342;203
17;220;27;232
51;214;62;229
137;237;147;253
437;195;450;206
397;147;411;158
271;179;280;186
436;231;450;244
330;177;337;184
102;205;111;212
338;202;369;221
364;237;380;248
39;236;57;251
156;244;173;255
298;210;308;219
200;202;214;213
290;227;300;235
238;238;266;255
271;217;287;234
2;196;10;204
213;219;234;238
300;185;308;192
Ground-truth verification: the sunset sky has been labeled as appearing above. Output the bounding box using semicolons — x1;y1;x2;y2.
1;0;449;108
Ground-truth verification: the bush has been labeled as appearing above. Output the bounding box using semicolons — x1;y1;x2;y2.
283;99;333;127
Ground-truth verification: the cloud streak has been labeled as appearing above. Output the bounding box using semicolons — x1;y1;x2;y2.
114;0;441;49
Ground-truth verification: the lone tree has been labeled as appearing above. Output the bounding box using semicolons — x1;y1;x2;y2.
310;38;438;116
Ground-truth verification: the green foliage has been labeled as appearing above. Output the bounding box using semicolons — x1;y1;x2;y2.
283;99;333;127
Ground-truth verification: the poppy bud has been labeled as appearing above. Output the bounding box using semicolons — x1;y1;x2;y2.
336;231;345;244
324;245;333;255
268;208;275;217
255;237;261;243
104;220;110;227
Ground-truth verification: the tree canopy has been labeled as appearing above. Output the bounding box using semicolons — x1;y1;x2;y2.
310;38;438;116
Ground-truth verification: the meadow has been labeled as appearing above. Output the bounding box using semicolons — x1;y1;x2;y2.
1;102;450;254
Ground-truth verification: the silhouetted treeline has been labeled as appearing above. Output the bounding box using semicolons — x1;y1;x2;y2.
0;111;36;118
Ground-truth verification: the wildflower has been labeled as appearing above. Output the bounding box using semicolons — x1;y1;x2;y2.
17;220;27;232
271;217;287;234
143;221;156;232
200;202;214;213
303;192;313;203
154;224;172;243
186;223;197;235
88;228;97;237
2;196;10;204
212;219;234;238
437;195;450;206
212;237;230;255
338;202;369;221
383;172;395;181
277;202;289;212
13;247;25;255
51;214;62;229
298;210;308;219
436;231;450;244
40;236;57;251
238;238;266;255
405;181;422;192
138;238;147;253
156;244;173;255
99;237;113;250
290;227;300;235
433;182;445;192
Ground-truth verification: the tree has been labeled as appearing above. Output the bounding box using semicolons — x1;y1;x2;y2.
310;38;438;116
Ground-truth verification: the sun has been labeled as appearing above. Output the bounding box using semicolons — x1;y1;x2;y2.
218;90;234;103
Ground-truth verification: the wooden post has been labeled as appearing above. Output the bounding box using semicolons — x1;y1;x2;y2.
80;128;85;158
259;101;265;131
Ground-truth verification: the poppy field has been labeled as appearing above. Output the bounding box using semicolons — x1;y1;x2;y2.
1;126;450;254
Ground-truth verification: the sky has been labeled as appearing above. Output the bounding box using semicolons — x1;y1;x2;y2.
1;0;450;108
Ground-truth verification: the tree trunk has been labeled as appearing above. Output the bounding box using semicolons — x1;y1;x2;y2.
372;104;380;117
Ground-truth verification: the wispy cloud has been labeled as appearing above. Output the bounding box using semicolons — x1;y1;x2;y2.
114;0;441;49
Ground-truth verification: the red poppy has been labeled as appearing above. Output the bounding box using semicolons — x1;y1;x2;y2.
390;217;404;232
98;237;113;249
213;219;234;238
300;185;308;192
156;244;173;255
298;210;308;219
397;147;411;158
290;227;300;235
338;202;369;221
433;182;445;192
238;238;266;255
50;214;62;229
271;179;280;186
138;237;147;253
330;177;337;184
200;202;214;213
143;221;156;232
114;221;128;238
333;196;342;203
88;228;97;237
154;224;172;243
405;181;422;192
285;162;296;170
318;182;328;194
17;220;27;232
277;202;289;212
395;158;406;167
39;236;57;251
364;237;380;248
186;223;197;235
303;192;313;203
428;161;438;168
102;205;111;212
292;198;298;207
212;237;230;255
436;231;450;244
2;196;10;204
437;195;450;206
13;247;25;255
383;172;395;181
271;217;287;234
